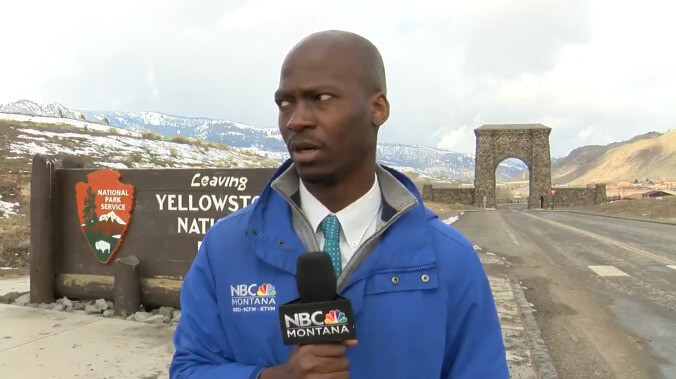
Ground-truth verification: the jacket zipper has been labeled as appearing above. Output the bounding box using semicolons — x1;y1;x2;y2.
337;199;417;290
274;186;320;251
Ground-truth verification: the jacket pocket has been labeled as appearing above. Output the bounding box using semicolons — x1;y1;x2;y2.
349;268;447;377
363;268;438;296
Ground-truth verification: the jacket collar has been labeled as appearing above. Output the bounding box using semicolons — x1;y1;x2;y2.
297;172;382;249
246;159;437;277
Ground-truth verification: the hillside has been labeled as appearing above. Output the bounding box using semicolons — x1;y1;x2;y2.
0;116;282;271
553;130;676;185
0;99;527;180
0;116;280;174
552;131;676;185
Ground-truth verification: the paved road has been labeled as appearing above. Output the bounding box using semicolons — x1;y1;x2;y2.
454;209;676;379
0;304;174;378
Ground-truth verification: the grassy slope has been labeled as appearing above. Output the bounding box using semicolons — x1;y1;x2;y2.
568;129;676;185
0;173;30;271
553;130;676;185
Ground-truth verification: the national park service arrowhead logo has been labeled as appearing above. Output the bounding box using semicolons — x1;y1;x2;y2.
75;170;135;264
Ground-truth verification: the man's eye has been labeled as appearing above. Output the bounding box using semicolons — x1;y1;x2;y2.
278;100;290;107
317;94;332;101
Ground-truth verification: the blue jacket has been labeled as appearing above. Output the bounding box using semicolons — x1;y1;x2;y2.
170;161;509;378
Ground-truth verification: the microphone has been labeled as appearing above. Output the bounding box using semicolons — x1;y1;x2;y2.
278;252;357;345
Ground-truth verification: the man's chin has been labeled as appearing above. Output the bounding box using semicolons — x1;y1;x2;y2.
294;165;338;186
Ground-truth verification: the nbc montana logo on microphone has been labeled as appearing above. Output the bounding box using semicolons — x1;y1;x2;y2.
283;309;350;338
230;283;277;313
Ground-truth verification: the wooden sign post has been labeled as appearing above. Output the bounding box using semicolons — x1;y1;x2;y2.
30;154;56;304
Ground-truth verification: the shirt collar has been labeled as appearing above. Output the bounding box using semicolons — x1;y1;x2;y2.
298;174;382;244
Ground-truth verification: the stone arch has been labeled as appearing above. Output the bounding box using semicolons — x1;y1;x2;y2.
473;124;552;209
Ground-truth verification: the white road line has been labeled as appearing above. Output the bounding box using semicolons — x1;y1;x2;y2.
498;216;520;246
506;229;520;246
668;265;676;271
588;265;630;277
521;212;676;265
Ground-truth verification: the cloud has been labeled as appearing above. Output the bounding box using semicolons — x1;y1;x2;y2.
0;0;674;159
435;126;475;154
454;0;592;79
578;127;595;140
577;126;613;146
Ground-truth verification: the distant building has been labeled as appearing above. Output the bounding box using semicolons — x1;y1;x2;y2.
624;193;643;200
641;190;675;198
614;186;653;199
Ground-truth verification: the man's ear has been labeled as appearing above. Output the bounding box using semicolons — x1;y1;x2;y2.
371;93;389;127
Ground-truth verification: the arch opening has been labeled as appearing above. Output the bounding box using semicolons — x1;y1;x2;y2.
495;157;530;209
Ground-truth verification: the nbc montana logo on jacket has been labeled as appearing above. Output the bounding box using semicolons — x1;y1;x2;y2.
283;310;350;338
230;283;277;312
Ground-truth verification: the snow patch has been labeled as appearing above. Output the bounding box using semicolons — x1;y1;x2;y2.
0;194;19;218
6;123;276;170
15;134;48;142
98;162;129;169
443;215;459;224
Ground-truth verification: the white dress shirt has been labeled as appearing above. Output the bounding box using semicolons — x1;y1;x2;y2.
298;174;382;269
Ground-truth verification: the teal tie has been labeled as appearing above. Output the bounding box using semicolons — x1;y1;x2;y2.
320;214;342;276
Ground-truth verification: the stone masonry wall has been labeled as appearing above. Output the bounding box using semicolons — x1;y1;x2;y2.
424;183;607;208
551;184;607;208
595;183;607;204
422;185;475;205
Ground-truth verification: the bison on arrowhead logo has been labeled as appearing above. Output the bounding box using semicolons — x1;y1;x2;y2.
75;170;135;264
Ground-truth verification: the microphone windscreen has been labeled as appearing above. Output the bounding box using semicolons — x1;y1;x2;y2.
295;252;337;303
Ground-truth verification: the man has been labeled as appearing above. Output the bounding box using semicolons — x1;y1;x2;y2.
170;30;508;378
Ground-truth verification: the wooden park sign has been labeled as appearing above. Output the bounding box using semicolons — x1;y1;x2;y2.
29;154;277;312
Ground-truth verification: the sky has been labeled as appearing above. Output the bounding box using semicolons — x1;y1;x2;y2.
0;0;674;158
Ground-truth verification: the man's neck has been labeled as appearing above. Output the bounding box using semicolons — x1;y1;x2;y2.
302;166;376;213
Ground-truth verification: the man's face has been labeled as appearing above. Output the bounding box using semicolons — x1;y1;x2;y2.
275;43;376;185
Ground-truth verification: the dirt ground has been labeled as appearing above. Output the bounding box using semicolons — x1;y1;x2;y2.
570;196;676;221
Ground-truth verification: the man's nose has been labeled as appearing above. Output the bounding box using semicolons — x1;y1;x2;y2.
286;101;315;132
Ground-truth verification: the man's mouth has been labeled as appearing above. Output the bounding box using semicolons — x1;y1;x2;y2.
295;147;318;154
292;147;320;158
289;141;322;162
290;140;322;152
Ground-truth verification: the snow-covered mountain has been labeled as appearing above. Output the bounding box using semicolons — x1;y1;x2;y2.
99;211;126;225
1;99;527;180
73;108;526;180
0;99;85;121
77;109;289;162
0;115;280;174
